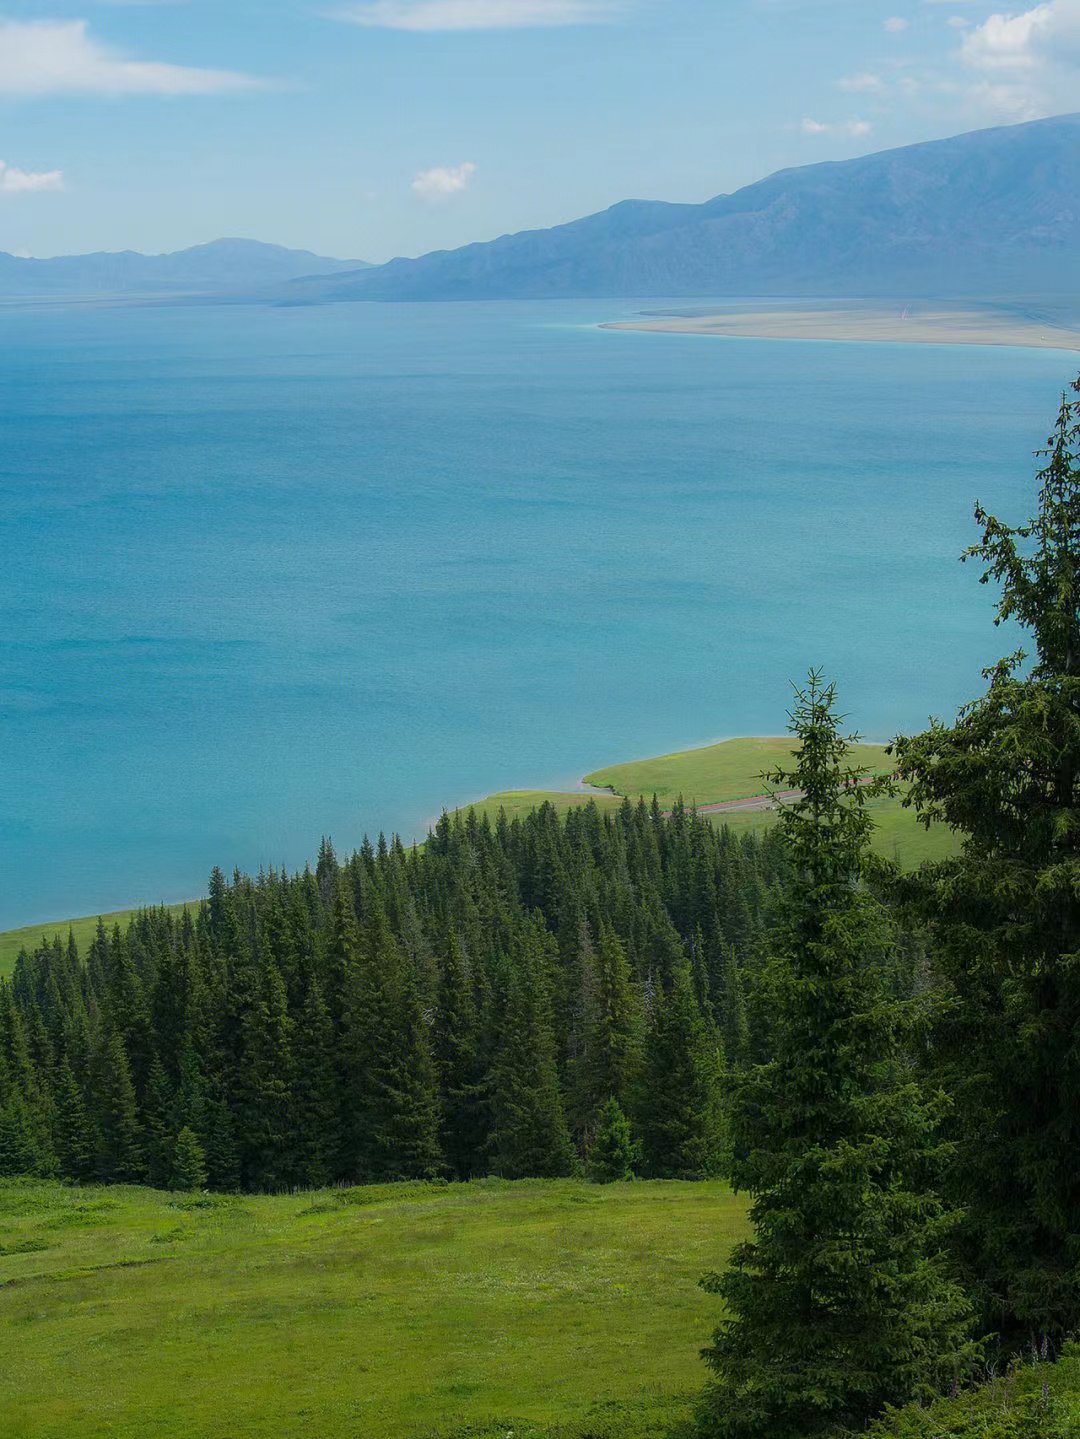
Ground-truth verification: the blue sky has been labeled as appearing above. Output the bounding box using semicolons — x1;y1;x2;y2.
2;0;1078;259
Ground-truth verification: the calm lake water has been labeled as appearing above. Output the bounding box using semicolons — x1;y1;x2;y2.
2;298;1075;924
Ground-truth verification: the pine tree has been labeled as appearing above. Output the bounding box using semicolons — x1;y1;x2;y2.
896;378;1080;1345
343;898;443;1182
0;1093;46;1177
489;924;577;1179
291;961;339;1188
54;1059;93;1180
582;923;642;1118
233;936;294;1191
90;1030;143;1183
638;957;725;1180
433;929;487;1180
171;1125;208;1191
698;675;975;1439
589;1097;638;1183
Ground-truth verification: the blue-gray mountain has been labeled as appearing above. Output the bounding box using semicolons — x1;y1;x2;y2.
288;113;1080;305
0;239;368;299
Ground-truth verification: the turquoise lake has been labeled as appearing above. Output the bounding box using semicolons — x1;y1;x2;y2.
2;298;1076;925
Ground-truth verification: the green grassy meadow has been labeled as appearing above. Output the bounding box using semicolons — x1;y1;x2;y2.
0;1176;745;1439
584;736;893;807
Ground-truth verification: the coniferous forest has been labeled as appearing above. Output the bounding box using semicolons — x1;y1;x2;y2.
4;376;1080;1439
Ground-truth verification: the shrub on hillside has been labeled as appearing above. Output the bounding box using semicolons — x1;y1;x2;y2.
867;1346;1080;1439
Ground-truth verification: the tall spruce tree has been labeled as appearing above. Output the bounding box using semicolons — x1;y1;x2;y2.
489;923;577;1179
698;675;974;1439
895;376;1080;1345
638;957;725;1180
344;897;443;1182
433;929;487;1180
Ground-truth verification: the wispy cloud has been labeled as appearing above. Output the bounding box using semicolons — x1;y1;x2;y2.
884;15;910;30
837;71;884;91
333;0;620;30
0;160;64;194
412;161;476;199
0;19;267;96
802;116;874;136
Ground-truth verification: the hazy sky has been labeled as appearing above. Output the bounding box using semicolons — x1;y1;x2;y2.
2;0;1078;260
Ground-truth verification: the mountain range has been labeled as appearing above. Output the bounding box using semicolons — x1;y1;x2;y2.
287;112;1080;307
4;113;1078;307
0;238;368;299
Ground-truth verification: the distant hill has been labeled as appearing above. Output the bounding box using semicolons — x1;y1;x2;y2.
0;238;369;299
286;113;1080;305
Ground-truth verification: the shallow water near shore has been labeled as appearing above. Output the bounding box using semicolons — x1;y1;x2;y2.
2;297;1074;924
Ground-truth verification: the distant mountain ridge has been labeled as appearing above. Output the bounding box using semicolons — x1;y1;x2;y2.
0;238;369;299
286;113;1080;305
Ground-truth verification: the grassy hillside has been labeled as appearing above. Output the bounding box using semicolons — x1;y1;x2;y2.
0;1176;744;1439
0;902;194;980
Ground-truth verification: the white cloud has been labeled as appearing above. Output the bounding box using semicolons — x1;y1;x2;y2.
802;117;874;136
837;71;884;91
411;160;476;199
0;18;266;96
334;0;618;29
961;0;1080;68
885;15;911;30
958;0;1080;115
0;160;64;194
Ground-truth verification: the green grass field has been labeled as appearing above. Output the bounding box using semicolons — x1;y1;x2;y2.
584;736;893;808
0;1176;745;1439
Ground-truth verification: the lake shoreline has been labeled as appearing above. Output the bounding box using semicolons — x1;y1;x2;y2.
601;304;1080;352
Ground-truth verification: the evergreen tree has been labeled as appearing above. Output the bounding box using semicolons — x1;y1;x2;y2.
53;1060;93;1181
896;378;1080;1345
698;675;975;1439
290;962;338;1188
582;923;642;1118
171;1125;208;1191
433;929;487;1180
344;898;443;1182
91;1030;143;1183
638;957;725;1180
0;1092;47;1177
589;1097;638;1183
489;925;577;1179
232;937;294;1191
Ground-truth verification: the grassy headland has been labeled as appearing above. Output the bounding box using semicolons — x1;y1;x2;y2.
0;1175;745;1439
452;738;956;871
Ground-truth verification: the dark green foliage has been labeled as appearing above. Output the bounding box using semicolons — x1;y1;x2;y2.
433;929;487;1180
638;958;726;1180
91;1029;143;1183
0;1092;47;1177
868;1344;1080;1439
489;924;578;1179
698;675;975;1439
0;792;782;1194
53;1060;92;1180
589;1097;638;1183
171;1125;208;1191
895;379;1080;1346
